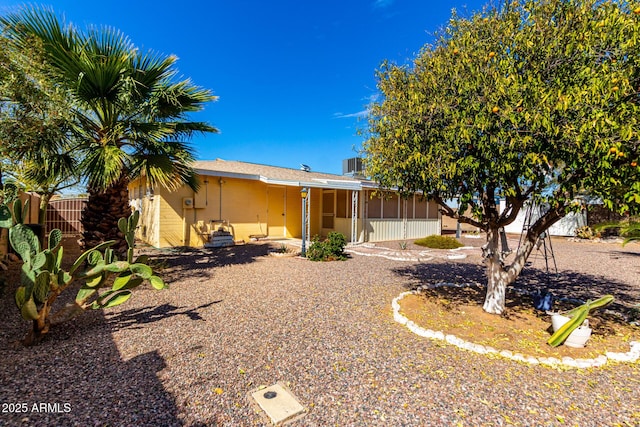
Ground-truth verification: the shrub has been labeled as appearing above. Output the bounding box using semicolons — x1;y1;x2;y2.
595;218;640;242
307;232;347;261
414;235;463;249
575;225;595;239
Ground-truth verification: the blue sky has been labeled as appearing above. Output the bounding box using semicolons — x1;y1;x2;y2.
0;0;488;175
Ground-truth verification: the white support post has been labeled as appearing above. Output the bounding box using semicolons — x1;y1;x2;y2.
305;190;310;245
403;198;408;240
351;190;358;243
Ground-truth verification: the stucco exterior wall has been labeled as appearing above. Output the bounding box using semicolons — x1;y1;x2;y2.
157;185;192;247
129;174;443;248
136;194;160;247
285;186;303;238
133;177;311;247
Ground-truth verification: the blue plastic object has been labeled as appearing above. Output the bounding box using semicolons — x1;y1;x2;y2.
533;291;554;311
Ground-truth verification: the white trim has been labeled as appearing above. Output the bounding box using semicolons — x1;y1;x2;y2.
351;190;358;243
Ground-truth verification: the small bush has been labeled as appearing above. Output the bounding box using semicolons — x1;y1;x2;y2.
307;232;347;261
414;235;464;249
575;225;595;239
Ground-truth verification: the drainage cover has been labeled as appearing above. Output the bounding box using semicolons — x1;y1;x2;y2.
249;383;305;425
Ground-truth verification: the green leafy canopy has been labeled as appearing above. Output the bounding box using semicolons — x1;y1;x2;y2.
363;0;640;228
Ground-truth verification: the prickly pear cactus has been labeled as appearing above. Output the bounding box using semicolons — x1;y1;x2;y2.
3;208;166;345
48;229;62;251
9;224;40;260
75;209;165;310
118;210;139;263
0;204;12;228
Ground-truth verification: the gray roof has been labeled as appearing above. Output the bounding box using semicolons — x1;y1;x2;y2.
194;159;374;190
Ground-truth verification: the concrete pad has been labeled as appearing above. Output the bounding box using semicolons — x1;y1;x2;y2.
249;383;306;425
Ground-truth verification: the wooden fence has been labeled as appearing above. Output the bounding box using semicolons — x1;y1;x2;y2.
46;197;87;236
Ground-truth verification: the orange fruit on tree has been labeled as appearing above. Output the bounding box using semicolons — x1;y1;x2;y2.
492;106;500;113
453;48;459;55
488;51;496;58
612;86;619;92
610;147;618;154
618;151;625;157
631;161;638;167
634;6;640;14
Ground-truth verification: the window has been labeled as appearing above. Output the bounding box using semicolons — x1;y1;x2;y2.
383;193;400;218
336;190;348;218
414;197;428;219
322;190;334;228
367;192;382;218
427;199;439;219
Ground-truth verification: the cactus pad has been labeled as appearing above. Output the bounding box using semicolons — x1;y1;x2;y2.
48;229;62;250
9;224;40;258
0;204;12;228
33;272;50;304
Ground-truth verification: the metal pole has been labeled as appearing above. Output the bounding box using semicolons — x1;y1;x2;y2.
301;191;307;257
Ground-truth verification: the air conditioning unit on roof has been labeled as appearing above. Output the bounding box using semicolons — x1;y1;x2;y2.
342;157;364;177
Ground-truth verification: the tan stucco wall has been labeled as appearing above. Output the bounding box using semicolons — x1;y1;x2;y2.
129;175;443;248
285;186;303;238
137;195;160;247
131;176;314;248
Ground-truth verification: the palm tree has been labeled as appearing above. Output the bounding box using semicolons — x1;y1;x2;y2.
1;6;218;253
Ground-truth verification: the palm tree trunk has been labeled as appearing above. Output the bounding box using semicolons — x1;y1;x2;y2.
81;175;131;255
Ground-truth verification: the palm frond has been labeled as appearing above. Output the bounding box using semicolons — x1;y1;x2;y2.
128;139;198;191
2;5;217;193
21;153;78;189
79;144;129;189
131;51;176;94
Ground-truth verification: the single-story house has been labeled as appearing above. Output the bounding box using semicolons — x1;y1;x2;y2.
129;159;441;248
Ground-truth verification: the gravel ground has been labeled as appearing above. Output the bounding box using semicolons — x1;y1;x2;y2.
1;236;639;426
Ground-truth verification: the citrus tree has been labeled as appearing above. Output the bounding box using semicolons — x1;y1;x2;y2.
363;0;640;314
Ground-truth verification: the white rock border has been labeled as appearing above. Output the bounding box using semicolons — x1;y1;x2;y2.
345;248;435;262
345;245;478;262
392;289;640;369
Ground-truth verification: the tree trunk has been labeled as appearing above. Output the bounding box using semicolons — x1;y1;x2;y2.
483;260;510;314
482;228;510;314
481;215;558;314
81;175;132;256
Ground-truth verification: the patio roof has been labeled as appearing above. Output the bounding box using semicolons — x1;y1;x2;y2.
194;159;376;190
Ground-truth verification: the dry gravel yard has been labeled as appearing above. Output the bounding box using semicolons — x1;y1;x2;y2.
1;236;639;426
